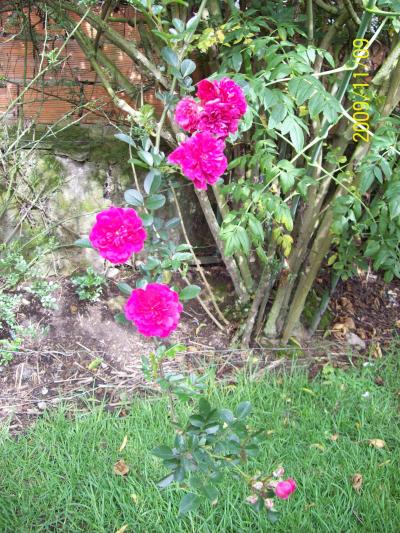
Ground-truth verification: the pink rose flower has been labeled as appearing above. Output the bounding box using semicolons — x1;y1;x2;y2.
174;97;201;133
89;206;146;264
124;283;183;338
196;79;218;105
196;78;247;118
275;479;297;500
198;102;240;139
273;466;285;478
168;131;227;190
246;494;258;505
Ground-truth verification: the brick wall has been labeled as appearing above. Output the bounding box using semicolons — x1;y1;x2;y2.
0;6;163;124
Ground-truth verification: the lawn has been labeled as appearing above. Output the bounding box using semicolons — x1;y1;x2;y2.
0;350;399;533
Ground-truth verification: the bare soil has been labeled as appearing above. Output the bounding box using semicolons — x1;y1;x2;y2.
1;268;399;433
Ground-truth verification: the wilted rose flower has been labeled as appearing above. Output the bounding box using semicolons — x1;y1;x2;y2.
89;206;146;264
275;479;297;500
252;481;264;491
246;494;258;505
273;466;285;478
124;283;183;338
264;498;275;510
174;97;201;133
168;131;227;190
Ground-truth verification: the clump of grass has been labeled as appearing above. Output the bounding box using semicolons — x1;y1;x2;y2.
0;349;399;532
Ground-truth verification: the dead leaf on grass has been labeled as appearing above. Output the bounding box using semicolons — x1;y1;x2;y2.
330;434;339;442
368;439;386;449
114;459;129;476
119;435;128;452
352;473;363;493
115;525;129;533
309;443;325;451
371;342;383;359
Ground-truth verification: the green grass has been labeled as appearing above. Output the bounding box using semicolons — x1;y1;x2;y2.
1;351;399;533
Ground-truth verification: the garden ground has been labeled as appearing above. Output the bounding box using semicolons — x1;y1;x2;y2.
1;268;399;433
0;345;399;532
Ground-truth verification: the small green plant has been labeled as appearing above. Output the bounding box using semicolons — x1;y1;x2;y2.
28;280;59;310
0;338;22;365
0;292;21;332
72;267;106;302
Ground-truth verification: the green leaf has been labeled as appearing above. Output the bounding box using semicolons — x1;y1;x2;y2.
219;409;235;424
236;226;251;255
114;312;130;326
128;157;149;169
202;485;218;504
172;252;193;262
124;189;144;206
157;473;175;489
172;17;185;33
145;194;166;210
144;170;162;194
280;172;295;194
180;59;196;77
248;217;264;245
165;217;180;229
236;401;252;420
138;150;153;167
74;237;92;249
165;344;186;358
161;47;179;68
389;198;400;220
267;510;280;524
114;132;135;146
180;284;201;301
140;213;154;227
179;493;201;515
117;282;133;296
232;51;242;72
152;446;175;459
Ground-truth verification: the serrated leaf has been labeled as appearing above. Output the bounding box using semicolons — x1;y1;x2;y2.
179;493;201;515
117;282;133;296
161;47;179;68
140;213;154;227
124;189;144;206
144;170;162;194
152;446;175;459
236;401;252;420
114;133;135;146
180;58;196;77
138;150;153;167
145;194;166;210
180;284;201;301
157;473;175;488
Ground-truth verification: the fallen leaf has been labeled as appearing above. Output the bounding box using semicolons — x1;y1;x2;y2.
395;319;400;328
119;435;128;452
114;459;129;476
371;342;383;359
70;304;78;313
309;443;325;451
131;493;138;503
378;460;391;468
368;439;386;449
352;473;363;493
374;376;384;386
88;357;103;371
115;526;128;533
301;387;316;396
330;434;339;442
